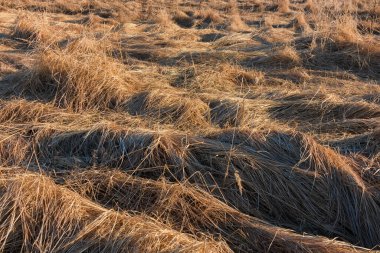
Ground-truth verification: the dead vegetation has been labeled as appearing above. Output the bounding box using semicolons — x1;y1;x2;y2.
0;169;229;253
11;13;56;47
7;42;136;111
0;0;379;252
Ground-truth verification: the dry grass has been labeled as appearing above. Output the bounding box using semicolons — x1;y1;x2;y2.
7;43;137;111
12;13;56;46
277;0;290;13
228;0;250;32
63;169;369;253
255;46;302;67
293;13;311;33
0;0;379;252
0;169;229;252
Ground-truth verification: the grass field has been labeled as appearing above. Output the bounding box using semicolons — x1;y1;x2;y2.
0;0;379;252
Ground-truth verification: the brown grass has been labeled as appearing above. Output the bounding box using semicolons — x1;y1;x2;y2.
9;44;136;111
0;169;229;252
293;13;311;33
0;0;379;252
155;9;176;28
278;0;290;13
229;14;250;32
304;0;317;13
198;9;223;23
64;169;368;253
0;118;378;247
307;1;380;75
255;46;302;67
173;10;194;28
12;13;56;46
126;89;211;128
228;0;250;32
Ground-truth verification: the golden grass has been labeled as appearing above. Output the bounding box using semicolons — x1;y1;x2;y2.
277;0;290;13
63;169;369;253
12;13;56;46
0;169;230;252
228;0;250;32
0;0;379;252
10;44;136;111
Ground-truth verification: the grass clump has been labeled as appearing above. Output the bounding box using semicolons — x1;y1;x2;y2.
12;41;136;111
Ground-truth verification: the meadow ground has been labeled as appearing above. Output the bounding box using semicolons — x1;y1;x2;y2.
0;0;379;252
